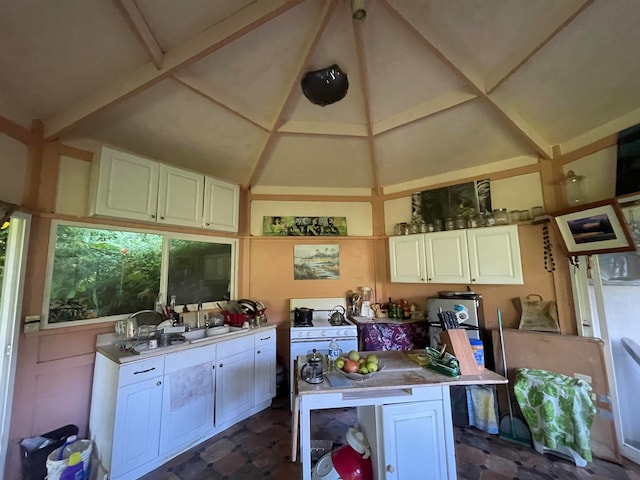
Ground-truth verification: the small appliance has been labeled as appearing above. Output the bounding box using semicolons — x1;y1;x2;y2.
300;349;325;384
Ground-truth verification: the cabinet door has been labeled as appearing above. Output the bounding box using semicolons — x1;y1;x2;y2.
160;345;216;455
255;342;276;404
204;177;239;232
111;376;163;478
467;225;523;284
215;348;255;426
425;230;470;283
157;164;204;228
94;146;159;222
389;235;427;283
380;400;454;480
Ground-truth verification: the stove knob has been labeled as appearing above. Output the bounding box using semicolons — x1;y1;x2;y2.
321;330;327;336
306;331;312;337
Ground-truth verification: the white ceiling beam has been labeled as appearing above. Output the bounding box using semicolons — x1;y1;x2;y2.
381;0;552;160
353;14;379;188
247;0;338;189
559;105;640;154
43;0;299;140
172;74;270;131
487;0;594;93
372;90;477;136
278;120;367;137
113;0;164;69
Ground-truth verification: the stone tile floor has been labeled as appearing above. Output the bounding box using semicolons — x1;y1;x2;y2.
141;396;640;480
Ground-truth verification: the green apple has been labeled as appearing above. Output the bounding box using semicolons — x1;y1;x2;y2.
359;366;369;374
348;350;360;362
366;354;379;364
335;358;345;369
366;362;378;372
358;358;366;365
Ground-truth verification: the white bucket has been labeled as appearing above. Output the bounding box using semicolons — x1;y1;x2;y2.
46;439;92;480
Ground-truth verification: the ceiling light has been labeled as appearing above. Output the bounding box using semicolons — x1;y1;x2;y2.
351;0;366;21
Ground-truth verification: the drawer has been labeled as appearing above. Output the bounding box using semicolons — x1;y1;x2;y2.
217;334;254;358
165;344;216;373
254;330;276;347
119;356;165;387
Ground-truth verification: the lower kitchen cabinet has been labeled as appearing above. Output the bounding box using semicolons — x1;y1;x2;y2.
254;330;276;404
215;335;255;426
160;344;216;456
358;387;456;480
90;326;277;480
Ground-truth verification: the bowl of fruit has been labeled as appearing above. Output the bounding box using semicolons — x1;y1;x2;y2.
335;351;384;380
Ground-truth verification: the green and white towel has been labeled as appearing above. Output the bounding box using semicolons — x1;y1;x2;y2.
514;368;596;462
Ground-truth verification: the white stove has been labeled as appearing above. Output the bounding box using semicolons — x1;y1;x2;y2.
289;298;359;407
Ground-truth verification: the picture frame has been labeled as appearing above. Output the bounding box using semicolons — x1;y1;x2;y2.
552;199;635;256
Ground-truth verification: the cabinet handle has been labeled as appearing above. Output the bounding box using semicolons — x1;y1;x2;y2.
212;365;215;370
260;336;271;341
257;350;261;354
471;278;476;282
427;278;431;281
156;381;162;386
206;222;210;226
160;216;165;220
134;367;156;375
219;363;223;368
386;464;395;473
150;214;155;219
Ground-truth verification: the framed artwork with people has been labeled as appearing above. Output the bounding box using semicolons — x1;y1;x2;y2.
262;216;347;236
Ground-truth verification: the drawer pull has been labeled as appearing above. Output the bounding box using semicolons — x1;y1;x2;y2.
257;350;261;354
156;381;162;386
133;367;156;375
219;363;223;368
386;464;395;473
260;336;271;341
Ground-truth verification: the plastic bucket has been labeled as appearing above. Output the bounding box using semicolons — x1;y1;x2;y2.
46;439;92;480
469;339;484;367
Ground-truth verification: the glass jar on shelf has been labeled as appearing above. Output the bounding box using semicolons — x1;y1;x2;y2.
509;210;521;223
483;211;496;227
444;217;455;231
433;219;443;231
493;209;509;225
454;215;466;230
467;213;481;228
419;219;428;233
410;221;419;234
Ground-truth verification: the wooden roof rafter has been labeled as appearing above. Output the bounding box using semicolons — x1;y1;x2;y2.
114;0;164;69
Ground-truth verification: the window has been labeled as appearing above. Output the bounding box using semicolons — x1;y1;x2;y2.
43;221;237;327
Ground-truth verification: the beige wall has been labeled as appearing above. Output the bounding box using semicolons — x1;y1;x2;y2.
0;135;27;204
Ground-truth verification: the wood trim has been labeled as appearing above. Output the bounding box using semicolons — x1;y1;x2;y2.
22;120;44;209
0;114;34;144
114;0;164;69
246;0;337;188
554;134;617;166
44;1;299;139
382;162;542;201
55;143;94;162
37;143;60;213
249;193;372;203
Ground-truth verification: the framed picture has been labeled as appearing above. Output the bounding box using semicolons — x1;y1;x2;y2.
552;199;635;256
262;216;347;236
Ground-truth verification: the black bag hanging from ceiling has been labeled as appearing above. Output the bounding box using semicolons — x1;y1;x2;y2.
301;64;349;106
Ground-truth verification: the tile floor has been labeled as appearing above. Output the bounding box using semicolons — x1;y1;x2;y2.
141;395;640;480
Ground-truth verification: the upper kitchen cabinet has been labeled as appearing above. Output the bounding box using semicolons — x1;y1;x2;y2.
157;164;204;228
92;146;160;223
204;177;239;233
389;226;523;285
467;225;523;285
389;231;470;284
91;146;239;231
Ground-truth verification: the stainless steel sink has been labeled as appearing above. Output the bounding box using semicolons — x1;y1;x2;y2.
186;325;244;343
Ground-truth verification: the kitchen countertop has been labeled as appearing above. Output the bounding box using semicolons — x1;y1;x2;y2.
96;324;276;364
296;350;506;395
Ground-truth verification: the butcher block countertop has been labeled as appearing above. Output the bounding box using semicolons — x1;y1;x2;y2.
296;350;507;396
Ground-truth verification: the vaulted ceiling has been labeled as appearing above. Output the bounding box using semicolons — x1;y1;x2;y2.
2;0;640;192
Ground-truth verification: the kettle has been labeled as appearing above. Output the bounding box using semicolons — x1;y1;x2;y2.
300;349;325;384
329;305;346;325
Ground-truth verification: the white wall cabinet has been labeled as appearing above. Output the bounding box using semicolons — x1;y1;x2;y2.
389;225;522;285
215;335;255;427
92;146;238;231
357;387;456;480
204;176;239;232
160;344;216;456
90;327;276;480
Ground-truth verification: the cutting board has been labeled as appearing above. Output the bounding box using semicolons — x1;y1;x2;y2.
374;351;423;372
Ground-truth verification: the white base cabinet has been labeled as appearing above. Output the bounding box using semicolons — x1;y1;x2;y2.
90;328;277;480
389;225;523;285
357;387;456;480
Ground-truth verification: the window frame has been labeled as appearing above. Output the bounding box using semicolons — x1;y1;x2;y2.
41;220;238;329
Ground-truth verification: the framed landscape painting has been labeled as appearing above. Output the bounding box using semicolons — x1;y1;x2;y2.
552;199;635;256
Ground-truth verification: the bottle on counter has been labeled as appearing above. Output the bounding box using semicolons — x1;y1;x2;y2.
328;339;341;369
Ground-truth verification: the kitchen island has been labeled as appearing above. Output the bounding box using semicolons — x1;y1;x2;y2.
295;350;506;480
